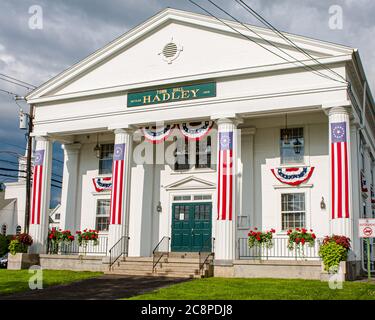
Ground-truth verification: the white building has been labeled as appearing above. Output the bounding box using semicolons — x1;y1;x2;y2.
0;154;28;236
24;9;375;277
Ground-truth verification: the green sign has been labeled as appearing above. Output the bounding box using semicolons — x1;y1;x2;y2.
127;82;216;107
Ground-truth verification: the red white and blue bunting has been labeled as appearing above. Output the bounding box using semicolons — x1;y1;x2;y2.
178;121;214;141
371;185;375;205
361;170;368;193
92;177;112;192
271;167;315;186
141;125;175;144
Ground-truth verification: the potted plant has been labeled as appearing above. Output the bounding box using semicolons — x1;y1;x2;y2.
48;228;75;254
8;233;33;255
287;228;316;258
76;229;99;251
248;227;275;258
319;235;351;272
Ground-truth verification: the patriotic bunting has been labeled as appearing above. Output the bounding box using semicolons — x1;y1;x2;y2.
110;143;126;225
30;150;44;225
371;185;375;206
217;132;233;221
330;122;349;219
92;177;112;192
361;170;368;193
271;167;315;186
141;125;174;144
178;121;214;140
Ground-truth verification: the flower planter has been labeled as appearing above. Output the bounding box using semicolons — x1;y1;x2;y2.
7;253;40;270
320;260;346;282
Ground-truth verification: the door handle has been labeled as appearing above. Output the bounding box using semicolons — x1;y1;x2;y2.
191;228;194;235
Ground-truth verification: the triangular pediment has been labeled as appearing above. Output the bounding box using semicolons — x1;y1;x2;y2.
26;8;354;103
165;176;216;190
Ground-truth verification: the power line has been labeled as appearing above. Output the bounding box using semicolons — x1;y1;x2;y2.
0;173;62;187
203;0;347;84
0;76;34;90
235;0;348;83
0;167;62;183
0;87;21;96
0;72;36;88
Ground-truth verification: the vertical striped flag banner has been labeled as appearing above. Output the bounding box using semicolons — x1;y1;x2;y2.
30;149;45;225
110;143;126;225
330;122;350;219
217;131;234;221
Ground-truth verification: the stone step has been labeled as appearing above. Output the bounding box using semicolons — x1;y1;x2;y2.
168;252;201;259
106;270;199;278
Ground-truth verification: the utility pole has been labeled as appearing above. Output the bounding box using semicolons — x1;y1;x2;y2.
16;96;33;234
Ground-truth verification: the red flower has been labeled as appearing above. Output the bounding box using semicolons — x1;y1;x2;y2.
270;228;276;233
312;233;316;239
301;238;306;245
254;227;258;230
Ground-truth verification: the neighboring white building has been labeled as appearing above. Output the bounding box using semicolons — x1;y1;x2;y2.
0;154;28;236
49;204;61;230
24;9;375;275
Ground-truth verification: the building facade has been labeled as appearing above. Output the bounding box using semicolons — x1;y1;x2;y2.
25;9;375;270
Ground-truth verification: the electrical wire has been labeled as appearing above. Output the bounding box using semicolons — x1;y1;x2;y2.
235;0;348;83
0;72;36;88
204;0;347;84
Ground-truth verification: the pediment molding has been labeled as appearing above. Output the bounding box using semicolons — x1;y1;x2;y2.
164;175;216;191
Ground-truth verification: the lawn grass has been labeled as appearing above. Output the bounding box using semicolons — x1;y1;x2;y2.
0;269;102;296
128;277;375;300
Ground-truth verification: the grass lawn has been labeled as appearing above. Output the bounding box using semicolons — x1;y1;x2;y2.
128;277;375;300
0;269;102;296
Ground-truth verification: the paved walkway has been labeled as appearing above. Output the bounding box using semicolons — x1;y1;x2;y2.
1;275;189;300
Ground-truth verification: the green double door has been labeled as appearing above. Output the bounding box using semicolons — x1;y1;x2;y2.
171;202;212;252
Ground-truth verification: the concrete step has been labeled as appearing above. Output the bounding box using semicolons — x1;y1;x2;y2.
106;270;200;278
168;252;200;259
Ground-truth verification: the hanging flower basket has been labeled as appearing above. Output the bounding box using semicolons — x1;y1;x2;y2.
287;228;316;258
48;228;75;254
76;229;99;247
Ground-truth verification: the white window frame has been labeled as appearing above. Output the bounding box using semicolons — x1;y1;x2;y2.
279;126;307;166
95;199;111;233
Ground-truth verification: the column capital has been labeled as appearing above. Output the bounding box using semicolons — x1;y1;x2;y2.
33;135;50;142
327;106;351;117
62;143;81;153
113;127;135;135
215;117;243;127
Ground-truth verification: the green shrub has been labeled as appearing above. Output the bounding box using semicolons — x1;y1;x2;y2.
0;234;10;256
319;241;348;271
8;239;28;255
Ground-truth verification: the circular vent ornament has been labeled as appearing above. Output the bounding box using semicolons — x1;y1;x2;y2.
159;39;183;64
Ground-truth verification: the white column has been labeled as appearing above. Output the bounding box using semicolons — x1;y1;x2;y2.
59;143;81;232
328;107;353;238
215;118;240;261
29;136;52;253
108;129;133;250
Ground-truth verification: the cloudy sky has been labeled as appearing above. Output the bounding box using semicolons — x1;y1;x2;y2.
0;0;374;206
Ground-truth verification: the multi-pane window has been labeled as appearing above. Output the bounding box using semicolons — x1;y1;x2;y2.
174;136;212;171
194;204;211;220
174;138;190;171
196;136;212;169
99;144;114;175
96;199;110;232
280;128;304;164
281;193;306;230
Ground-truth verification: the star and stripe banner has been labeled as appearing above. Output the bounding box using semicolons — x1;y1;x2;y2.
330;122;350;219
30;150;44;225
217;132;233;221
92;177;112;192
141;125;174;144
178;121;214;140
110;143;126;225
271;167;315;186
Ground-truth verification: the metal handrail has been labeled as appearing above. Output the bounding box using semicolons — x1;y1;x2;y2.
238;237;322;260
199;237;215;274
109;236;130;268
152;236;170;272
